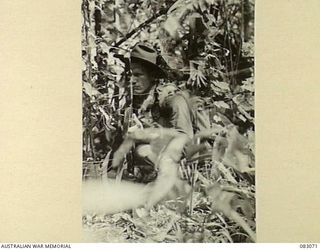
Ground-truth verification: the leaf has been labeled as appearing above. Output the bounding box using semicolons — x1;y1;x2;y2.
238;106;253;121
194;124;224;139
133;207;149;218
162;14;181;39
214;101;230;109
238;113;247;122
222;126;254;174
163;0;214;40
101;150;112;171
212;134;228;162
187;60;208;87
151;218;176;242
206;184;256;242
212;115;221;124
83;82;102;98
216;162;237;184
213;81;230;91
232;94;253;112
241;79;254;92
231;196;255;220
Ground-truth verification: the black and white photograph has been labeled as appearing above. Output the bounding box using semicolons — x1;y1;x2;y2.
82;0;255;243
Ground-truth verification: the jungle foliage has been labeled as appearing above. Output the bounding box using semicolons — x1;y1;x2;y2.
82;0;255;243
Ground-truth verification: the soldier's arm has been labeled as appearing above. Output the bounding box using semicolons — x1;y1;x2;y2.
167;95;194;138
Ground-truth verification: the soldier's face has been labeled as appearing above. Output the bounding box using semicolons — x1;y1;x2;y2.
131;62;155;94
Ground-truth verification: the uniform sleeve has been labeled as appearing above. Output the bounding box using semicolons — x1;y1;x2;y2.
167;95;194;138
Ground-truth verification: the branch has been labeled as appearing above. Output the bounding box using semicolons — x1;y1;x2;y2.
113;7;169;47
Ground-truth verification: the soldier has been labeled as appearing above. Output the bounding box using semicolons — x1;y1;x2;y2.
115;43;196;182
130;43;194;137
